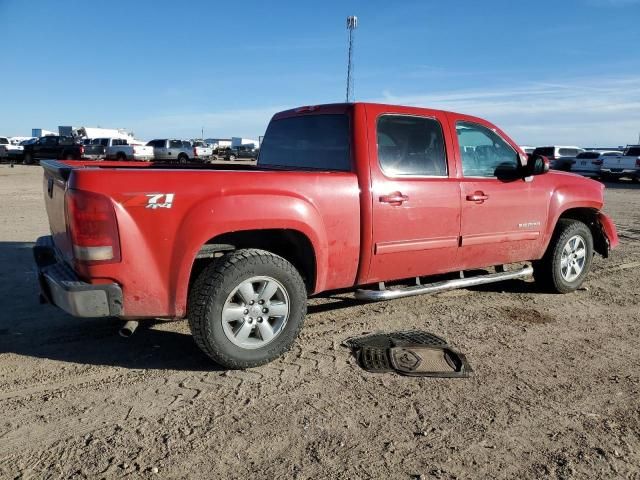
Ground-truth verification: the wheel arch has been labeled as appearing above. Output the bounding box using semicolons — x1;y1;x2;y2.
553;207;610;258
188;229;317;294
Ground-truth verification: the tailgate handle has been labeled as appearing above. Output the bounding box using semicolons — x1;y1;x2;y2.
47;178;54;198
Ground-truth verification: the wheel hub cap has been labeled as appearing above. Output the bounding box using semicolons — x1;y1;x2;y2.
560;235;586;282
221;276;290;349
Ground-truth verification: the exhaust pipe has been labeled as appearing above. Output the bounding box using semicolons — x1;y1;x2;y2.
119;320;139;338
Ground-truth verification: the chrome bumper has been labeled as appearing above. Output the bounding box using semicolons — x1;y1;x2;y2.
34;236;123;317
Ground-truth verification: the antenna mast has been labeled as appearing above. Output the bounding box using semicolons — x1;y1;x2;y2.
346;16;358;103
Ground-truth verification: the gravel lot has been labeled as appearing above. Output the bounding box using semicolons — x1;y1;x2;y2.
0;165;639;479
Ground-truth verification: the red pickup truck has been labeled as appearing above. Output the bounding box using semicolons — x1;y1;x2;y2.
35;102;618;368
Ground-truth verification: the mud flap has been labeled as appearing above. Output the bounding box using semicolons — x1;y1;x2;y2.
344;330;472;378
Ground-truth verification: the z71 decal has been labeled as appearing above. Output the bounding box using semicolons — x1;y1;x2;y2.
122;193;175;209
145;193;174;209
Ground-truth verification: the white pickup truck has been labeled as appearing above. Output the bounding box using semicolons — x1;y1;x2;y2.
191;140;213;162
601;145;640;182
91;138;155;161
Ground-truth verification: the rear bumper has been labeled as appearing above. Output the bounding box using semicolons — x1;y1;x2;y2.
601;168;638;175
34;236;123;317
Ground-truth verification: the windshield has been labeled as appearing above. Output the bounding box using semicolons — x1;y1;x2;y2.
258;114;351;171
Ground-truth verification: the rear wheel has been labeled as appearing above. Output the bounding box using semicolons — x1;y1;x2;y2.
178;154;189;164
188;249;307;369
116;152;127;161
229;154;236;161
533;219;593;293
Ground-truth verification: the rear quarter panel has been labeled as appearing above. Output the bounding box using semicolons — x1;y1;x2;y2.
68;168;361;317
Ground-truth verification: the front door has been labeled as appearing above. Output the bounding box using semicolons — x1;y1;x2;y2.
366;108;462;283
450;116;549;269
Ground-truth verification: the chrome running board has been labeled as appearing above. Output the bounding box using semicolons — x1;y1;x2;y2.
354;266;533;301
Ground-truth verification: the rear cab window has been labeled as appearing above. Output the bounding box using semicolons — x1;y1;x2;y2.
576;152;599;159
624;147;640;156
258;114;351;171
558;148;580;157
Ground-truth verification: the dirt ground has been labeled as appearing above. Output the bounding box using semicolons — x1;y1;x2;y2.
0;165;639;479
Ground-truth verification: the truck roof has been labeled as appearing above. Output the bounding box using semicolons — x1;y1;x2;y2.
272;102;474;120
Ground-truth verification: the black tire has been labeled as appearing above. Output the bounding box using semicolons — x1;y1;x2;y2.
23;152;33;165
533;219;594;293
188;249;307;369
229;154;236;161
178;154;188;164
116;152;127;161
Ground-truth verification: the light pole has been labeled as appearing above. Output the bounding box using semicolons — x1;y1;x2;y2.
346;16;358;103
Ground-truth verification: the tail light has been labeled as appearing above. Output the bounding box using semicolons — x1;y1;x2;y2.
636;158;640;168
79;145;84;158
65;189;121;264
193;147;198;157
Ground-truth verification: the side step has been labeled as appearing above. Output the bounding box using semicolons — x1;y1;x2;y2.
354;266;533;301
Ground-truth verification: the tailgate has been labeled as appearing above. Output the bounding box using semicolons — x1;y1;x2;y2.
133;145;154;156
42;160;74;263
83;145;106;158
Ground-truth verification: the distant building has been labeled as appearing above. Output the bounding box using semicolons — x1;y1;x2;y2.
32;128;56;137
205;138;232;148
231;137;260;148
66;126;135;141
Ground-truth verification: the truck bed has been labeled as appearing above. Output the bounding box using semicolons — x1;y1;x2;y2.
42;159;362;317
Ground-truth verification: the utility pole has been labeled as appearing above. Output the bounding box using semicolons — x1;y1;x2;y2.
346;16;358;103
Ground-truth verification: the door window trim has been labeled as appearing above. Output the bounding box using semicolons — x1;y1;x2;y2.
376;113;450;179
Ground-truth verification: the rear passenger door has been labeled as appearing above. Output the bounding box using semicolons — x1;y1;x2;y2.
450;115;549;269
366;106;462;283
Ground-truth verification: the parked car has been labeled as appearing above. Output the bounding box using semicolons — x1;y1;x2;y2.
0;137;16;161
22;136;106;164
91;138;155;161
600;145;640;182
146;139;196;164
35;102;618;369
191;140;213;162
217;145;259;161
532;146;585;171
570;151;621;178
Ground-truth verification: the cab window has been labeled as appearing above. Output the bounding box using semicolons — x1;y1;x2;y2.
456;122;518;177
376;115;447;176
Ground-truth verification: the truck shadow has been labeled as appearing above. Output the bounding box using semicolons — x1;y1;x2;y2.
0;241;539;370
0;241;221;371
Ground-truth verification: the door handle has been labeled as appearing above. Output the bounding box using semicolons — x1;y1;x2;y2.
379;192;409;205
466;191;489;203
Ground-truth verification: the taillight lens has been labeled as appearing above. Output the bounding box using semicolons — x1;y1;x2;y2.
79;145;84;157
65;189;121;264
193;147;198;157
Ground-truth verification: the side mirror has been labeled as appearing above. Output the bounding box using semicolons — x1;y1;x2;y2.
525;153;549;176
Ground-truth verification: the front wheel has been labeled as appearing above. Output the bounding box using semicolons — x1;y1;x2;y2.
188;249;307;369
23;152;33;165
533;219;594;293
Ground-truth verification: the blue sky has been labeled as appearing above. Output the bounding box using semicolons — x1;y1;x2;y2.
1;0;640;146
